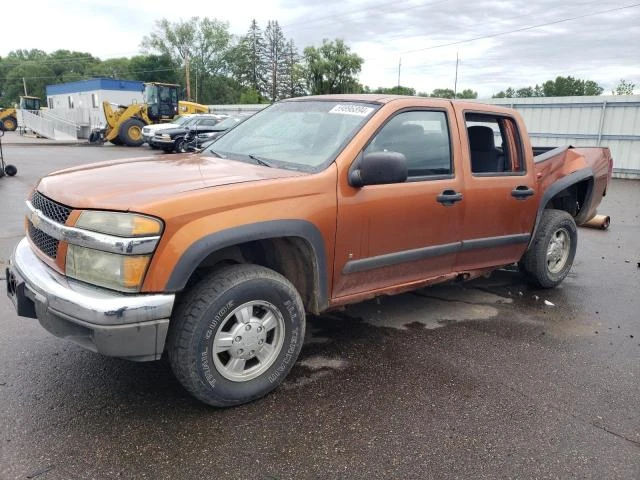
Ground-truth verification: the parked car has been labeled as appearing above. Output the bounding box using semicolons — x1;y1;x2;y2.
182;114;251;152
150;114;224;152
141;114;195;146
7;95;612;408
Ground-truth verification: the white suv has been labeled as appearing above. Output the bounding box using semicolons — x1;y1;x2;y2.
142;115;195;146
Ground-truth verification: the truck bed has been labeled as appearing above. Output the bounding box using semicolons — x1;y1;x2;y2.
533;145;613;224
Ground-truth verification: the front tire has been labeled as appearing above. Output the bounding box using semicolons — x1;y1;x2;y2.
2;116;17;131
167;264;305;407
520;209;577;288
118;118;145;147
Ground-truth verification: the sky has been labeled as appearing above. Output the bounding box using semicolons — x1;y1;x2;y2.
2;0;639;98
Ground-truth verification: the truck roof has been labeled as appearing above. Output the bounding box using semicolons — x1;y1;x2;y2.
283;93;502;111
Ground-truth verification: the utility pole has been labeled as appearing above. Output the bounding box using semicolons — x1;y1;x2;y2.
185;54;191;101
22;77;28;96
397;57;402;94
454;52;459;98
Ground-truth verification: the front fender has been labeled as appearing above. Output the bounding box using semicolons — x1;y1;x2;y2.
162;220;329;308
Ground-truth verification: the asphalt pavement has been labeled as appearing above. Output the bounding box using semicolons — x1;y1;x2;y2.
0;138;638;479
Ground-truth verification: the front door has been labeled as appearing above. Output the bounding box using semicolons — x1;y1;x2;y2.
333;107;465;300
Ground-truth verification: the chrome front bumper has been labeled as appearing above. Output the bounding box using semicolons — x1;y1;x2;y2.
6;238;175;361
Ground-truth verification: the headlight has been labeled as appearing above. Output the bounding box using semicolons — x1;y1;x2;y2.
66;245;151;292
68;211;162;292
75;211;162;237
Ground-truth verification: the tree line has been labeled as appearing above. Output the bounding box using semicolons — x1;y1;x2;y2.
493;76;635;98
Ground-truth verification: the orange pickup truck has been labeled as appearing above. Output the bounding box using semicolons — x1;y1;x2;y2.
6;95;612;406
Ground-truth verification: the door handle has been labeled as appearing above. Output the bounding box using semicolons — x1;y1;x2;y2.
436;189;463;206
511;185;535;199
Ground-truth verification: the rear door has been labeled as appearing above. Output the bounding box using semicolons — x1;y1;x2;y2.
454;108;539;271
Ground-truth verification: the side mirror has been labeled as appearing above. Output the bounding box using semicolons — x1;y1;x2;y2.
349;151;408;187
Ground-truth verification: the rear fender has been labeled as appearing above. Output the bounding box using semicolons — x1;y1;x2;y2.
529;169;594;248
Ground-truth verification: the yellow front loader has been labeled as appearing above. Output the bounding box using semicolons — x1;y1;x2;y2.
101;82;209;146
0;96;42;131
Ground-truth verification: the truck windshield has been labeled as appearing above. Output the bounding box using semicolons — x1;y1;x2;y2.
205;101;380;171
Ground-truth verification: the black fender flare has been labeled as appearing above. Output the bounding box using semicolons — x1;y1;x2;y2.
529;168;594;248
165;220;329;309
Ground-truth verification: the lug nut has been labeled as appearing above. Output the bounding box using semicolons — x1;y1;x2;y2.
250;350;255;356
257;326;263;333
238;349;244;354
258;340;263;345
235;336;242;342
245;325;251;331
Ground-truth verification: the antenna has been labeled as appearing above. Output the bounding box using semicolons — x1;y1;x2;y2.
454;52;459;98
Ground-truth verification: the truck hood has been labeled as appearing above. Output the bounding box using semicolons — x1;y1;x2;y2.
36;154;305;211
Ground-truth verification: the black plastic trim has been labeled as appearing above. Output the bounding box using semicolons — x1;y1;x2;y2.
165;220;329;308
460;233;531;251
530;168;594;246
342;233;531;274
343;242;460;274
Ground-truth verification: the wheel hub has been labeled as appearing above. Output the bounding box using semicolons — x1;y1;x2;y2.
229;320;267;360
212;300;285;382
547;228;570;273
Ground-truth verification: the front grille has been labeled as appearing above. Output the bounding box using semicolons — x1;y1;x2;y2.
28;221;59;259
31;191;72;224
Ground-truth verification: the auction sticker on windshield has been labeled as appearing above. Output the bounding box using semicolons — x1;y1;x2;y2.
329;104;375;116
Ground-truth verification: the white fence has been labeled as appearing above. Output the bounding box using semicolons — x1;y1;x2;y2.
481;95;640;179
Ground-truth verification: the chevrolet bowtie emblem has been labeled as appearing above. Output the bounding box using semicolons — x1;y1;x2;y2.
30;210;41;228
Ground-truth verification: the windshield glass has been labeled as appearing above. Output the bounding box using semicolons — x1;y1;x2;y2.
205;101;379;171
174;115;193;126
143;85;157;105
214;116;244;130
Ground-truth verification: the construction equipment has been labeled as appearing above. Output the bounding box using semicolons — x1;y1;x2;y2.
102;82;209;147
0;96;42;131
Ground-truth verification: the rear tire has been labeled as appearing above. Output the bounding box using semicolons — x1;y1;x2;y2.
109;136;124;146
167;264;305;407
520;209;577;288
118;118;145;147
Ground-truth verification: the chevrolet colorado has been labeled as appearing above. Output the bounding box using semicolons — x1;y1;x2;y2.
6;95;612;406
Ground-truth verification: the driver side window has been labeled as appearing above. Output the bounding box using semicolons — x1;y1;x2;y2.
364;110;452;178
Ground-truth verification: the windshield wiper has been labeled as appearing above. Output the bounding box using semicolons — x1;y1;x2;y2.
208;149;225;158
248;154;274;168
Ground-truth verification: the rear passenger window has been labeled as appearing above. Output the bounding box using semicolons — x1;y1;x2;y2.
364;111;452;178
465;113;524;174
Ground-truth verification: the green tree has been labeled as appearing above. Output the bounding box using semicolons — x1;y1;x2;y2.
430;88;456;99
262;21;288;101
542;76;603;96
373;85;416;95
239;88;261;104
303;39;364;95
281;40;305;98
230;20;267;97
87;57;132;79
456;89;477;99
128;54;180;84
3;62;56;102
516;87;534;98
613;79;635;95
141;17;232;101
